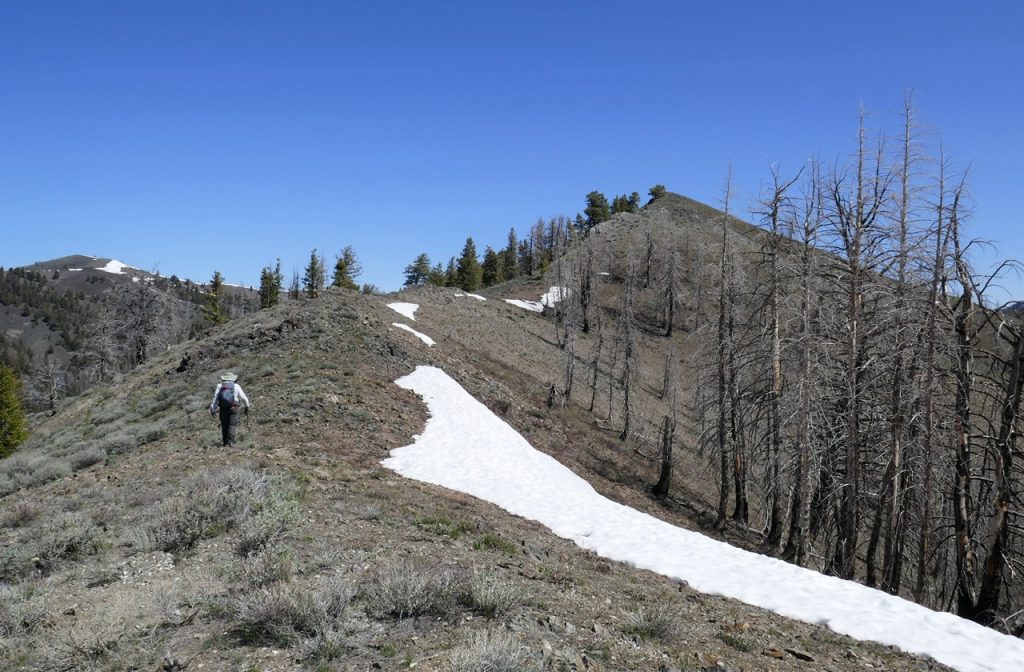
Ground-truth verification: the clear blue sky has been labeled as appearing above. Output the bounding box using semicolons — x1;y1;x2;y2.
2;1;1022;300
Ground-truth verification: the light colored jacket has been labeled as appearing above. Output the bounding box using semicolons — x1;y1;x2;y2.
209;381;251;413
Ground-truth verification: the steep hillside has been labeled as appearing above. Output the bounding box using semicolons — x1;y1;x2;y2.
0;287;949;671
0;256;258;399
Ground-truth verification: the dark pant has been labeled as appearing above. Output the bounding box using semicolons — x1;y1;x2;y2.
219;406;239;446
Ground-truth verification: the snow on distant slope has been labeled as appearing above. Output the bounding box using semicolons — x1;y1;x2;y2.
387;302;419;321
455;293;487;301
384;365;1024;672
392;323;435;347
98;259;133;275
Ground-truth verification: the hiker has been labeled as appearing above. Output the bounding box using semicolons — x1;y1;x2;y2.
209;372;251;447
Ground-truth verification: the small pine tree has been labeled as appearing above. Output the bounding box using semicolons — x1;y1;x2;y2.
456;238;483;291
303;249;325;298
503;228;518;280
258;265;277;308
404;253;433;287
648;184;667;202
0;363;28;458
584;191;610;231
427;262;446;286
331;246;362;290
481;246;501;287
444;257;458;287
204;271;227;324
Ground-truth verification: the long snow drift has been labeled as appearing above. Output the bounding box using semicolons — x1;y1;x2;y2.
392;323;435;347
383;365;1024;672
387;302;419;321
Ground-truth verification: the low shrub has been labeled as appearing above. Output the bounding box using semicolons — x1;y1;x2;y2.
414;514;473;539
36;513;103;567
231;547;296;588
361;557;463;620
473;533;518;556
1;499;40;528
132;467;287;555
229;577;354;646
0;584;47;636
235;494;300;557
622;604;683;642
68;445;106;471
462;571;522;618
447;630;536;672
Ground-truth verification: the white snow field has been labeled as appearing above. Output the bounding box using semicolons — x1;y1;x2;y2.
98;259;132;274
392;323;435;347
504;287;570;313
384;365;1024;672
387;302;419;321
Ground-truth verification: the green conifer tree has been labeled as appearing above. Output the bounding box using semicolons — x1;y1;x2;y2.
0;363;28;458
503;228;518;280
204;271;227;324
303;249;325;298
331;246;362;290
444;257;458;287
404;253;433;286
584;191;610;231
456;238;483;291
648;184;667;202
481;246;501;287
428;262;446;286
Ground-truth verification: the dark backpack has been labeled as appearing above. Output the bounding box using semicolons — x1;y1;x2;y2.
218;381;239;410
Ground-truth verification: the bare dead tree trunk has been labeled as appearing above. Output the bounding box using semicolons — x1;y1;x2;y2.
829;109;890;579
715;170;734;530
948;184;980;617
760;164;801;552
618;258;639;442
653;413;676;499
914;157;950;603
783;164;821;566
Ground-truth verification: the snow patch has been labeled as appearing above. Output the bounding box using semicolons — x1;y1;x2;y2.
384;365;1024;672
503;299;544;312
387;302;419;321
98;259;132;275
392;323;435;347
540;286;569;307
465;293;486;301
503;287;569;313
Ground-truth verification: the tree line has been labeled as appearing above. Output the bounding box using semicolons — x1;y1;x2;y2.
401;186;667;292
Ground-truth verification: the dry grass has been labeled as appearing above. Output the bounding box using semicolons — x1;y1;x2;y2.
361;557;464;620
227;577;354;646
447;630;537;672
463;570;523;618
622;603;684;642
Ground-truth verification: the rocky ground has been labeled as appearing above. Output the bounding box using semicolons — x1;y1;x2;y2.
0;288;952;671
